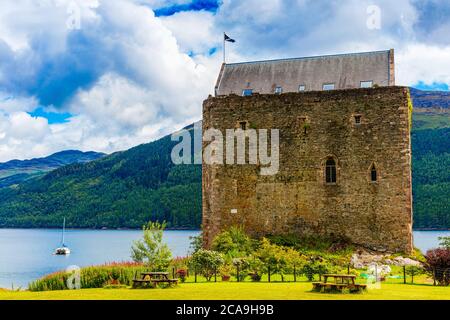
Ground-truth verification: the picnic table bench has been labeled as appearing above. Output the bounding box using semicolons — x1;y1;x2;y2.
132;271;178;288
312;274;367;293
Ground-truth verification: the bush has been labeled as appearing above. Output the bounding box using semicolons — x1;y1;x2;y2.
212;226;255;258
190;249;224;281
424;248;450;286
218;264;234;277
176;269;187;283
247;256;265;281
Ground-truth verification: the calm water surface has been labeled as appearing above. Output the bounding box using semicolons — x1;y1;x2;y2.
0;229;447;289
0;229;199;289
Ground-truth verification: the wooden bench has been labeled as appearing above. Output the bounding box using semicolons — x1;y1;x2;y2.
132;272;178;288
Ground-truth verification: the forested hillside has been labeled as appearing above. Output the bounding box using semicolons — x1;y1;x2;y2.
410;89;450;229
411;126;450;228
0;127;201;229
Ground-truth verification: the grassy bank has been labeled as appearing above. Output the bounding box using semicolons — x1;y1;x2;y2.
1;282;449;300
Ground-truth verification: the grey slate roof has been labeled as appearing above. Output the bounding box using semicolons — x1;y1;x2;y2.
215;50;395;96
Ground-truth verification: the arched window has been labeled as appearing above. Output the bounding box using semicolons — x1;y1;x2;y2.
370;164;377;182
325;158;337;184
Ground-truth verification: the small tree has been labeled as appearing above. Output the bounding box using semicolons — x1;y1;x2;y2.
255;238;304;281
131;221;172;271
232;257;250;281
439;236;450;249
301;260;330;282
424;248;450;286
190;249;224;281
405;265;424;284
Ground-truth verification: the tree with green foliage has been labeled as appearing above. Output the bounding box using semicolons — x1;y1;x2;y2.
190;249;224;281
439;236;450;249
301;260;330;282
255;238;304;282
131;221;172;271
189;232;203;254
405;265;424;284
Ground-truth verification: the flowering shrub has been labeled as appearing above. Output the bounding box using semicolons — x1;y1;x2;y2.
29;262;146;291
176;269;187;282
190;249;224;281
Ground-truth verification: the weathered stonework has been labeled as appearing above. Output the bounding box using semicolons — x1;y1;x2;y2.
202;86;413;253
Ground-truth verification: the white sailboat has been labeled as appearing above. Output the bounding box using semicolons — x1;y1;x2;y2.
54;218;70;255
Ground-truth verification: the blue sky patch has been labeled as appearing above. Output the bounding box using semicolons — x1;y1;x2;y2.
154;0;220;17
413;81;449;91
208;47;217;56
28;107;72;124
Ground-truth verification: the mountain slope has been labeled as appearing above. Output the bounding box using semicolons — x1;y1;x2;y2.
0;150;105;188
410;88;450;110
0;126;201;229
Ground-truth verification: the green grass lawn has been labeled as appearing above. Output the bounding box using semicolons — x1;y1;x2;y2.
1;282;449;300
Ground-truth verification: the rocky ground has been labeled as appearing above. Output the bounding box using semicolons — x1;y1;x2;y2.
350;250;422;269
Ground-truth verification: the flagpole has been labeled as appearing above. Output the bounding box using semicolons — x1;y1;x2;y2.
223;32;226;63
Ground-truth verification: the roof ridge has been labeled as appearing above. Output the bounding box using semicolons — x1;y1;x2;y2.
225;50;390;66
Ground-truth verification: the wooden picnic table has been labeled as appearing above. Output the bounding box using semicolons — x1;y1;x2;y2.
323;274;356;284
132;271;178;288
312;274;366;293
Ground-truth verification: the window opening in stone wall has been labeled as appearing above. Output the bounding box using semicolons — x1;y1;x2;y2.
370;163;377;182
325;158;337;183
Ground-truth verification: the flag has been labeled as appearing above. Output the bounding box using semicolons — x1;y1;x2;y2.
224;33;235;43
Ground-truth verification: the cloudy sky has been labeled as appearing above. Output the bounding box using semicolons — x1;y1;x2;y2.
0;0;449;162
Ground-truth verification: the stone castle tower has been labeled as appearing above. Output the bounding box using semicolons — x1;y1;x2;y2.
202;50;413;253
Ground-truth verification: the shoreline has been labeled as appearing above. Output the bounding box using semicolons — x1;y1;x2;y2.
0;227;448;231
0;227;201;231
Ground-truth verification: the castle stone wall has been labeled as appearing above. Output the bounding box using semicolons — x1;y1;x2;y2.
202;86;413;253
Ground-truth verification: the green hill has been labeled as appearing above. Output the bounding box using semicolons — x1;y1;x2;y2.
0;89;448;229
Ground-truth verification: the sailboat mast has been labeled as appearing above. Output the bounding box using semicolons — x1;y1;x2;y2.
62;218;65;246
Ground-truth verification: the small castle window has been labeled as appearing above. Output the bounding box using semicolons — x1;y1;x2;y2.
242;89;253;96
275;86;283;94
354;115;362;125
298;85;306;92
239;121;247;130
323;83;335;91
370;164;377;182
325;158;337;184
360;81;373;88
